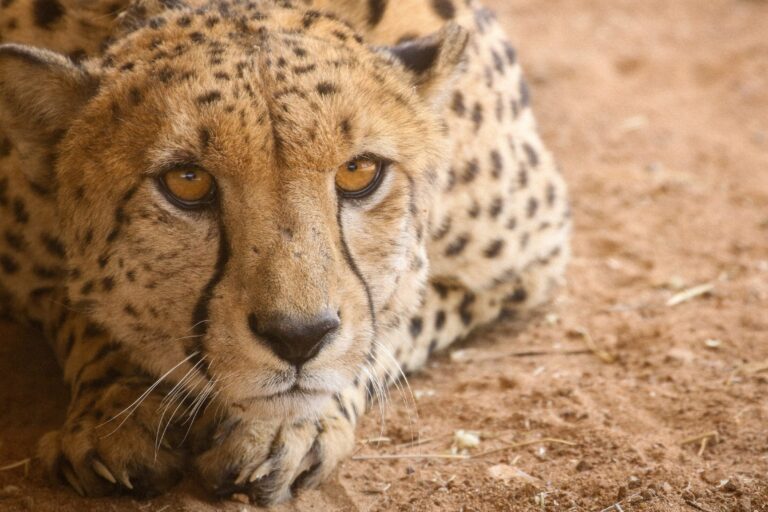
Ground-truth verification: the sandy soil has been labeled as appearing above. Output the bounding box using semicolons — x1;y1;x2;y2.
2;0;767;510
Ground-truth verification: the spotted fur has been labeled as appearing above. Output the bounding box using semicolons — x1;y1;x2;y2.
0;0;570;504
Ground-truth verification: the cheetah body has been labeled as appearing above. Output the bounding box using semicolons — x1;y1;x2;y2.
0;0;569;502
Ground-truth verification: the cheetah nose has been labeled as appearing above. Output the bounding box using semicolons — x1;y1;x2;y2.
247;310;340;369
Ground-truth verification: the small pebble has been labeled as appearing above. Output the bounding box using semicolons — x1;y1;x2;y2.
575;460;591;472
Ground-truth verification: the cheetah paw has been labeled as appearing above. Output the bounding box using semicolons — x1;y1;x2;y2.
194;405;355;505
38;380;186;498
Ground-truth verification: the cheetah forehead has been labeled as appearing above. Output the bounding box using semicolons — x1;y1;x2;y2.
75;3;444;172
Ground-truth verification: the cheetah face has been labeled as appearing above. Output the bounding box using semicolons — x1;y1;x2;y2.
0;6;467;418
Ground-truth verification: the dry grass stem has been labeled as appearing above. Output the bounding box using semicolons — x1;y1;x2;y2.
471;437;577;459
572;328;615;363
0;458;31;476
361;437;391;445
666;283;714;307
352;453;469;461
681;431;719;446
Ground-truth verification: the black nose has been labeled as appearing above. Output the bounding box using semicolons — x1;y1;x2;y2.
248;310;340;368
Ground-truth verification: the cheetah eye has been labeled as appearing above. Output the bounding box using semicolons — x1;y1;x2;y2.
335;157;385;199
159;167;216;208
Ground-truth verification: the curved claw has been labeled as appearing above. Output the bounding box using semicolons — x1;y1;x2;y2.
119;471;134;490
92;459;117;484
62;465;86;497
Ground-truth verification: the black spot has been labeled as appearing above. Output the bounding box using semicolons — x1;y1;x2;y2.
41;233;66;258
506;286;528;303
547;183;557;206
119;61;135;72
432;0;455;19
302;9;320;28
458;292;475;326
12;199;29;224
491;49;504;74
196;90;222;104
316;82;338;96
451;91;465;117
332;30;348;42
33;265;64;280
518;165;528;188
428;338;438;356
506;217;517;230
445;234;469;257
503;41;517;65
176;15;191;27
189;31;205;43
367;0;387;26
462;159;479;183
434;310;446;330
0;254;19;274
33;0;65;29
471;102;483;131
340;119;351;137
523;143;539;167
199;126;211;148
293;47;307;58
102;277;115;291
148;16;166;29
489;197;503;218
293;63;316;74
490;150;503;178
483;239;505;258
527;197;539;218
128;87;142;105
432;282;449;299
4;231;25;252
519;77;531;107
409;316;423;338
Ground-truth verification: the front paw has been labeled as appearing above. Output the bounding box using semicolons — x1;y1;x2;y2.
37;378;185;498
194;403;355;505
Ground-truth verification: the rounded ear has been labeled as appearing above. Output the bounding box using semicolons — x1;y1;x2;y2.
0;44;99;187
385;22;469;107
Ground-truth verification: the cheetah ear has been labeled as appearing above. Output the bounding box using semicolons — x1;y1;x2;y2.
0;44;99;185
387;22;469;107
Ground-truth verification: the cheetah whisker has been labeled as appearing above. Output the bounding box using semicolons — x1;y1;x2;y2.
97;351;200;437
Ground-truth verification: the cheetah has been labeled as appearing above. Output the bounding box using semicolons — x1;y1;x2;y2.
0;0;570;504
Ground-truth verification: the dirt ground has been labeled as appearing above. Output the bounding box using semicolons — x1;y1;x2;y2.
1;0;767;510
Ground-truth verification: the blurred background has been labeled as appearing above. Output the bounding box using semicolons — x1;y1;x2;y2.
1;0;767;510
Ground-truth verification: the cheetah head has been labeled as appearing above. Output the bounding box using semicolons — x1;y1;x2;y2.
0;5;468;418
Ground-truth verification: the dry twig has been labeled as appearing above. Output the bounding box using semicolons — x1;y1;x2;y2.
0;458;31;476
471;437;577;459
351;453;469;461
666;283;714;307
571;328;615;363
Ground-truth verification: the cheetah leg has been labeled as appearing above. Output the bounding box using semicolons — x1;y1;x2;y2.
36;306;187;498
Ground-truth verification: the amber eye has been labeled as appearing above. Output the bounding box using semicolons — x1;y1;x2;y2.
335;157;384;198
160;167;216;208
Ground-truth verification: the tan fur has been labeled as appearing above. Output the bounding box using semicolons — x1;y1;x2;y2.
0;0;570;503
